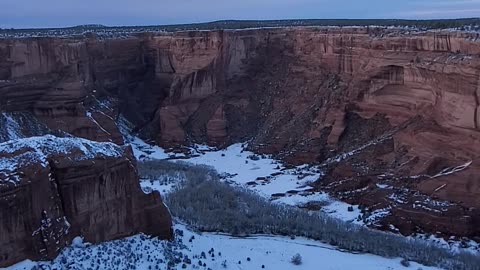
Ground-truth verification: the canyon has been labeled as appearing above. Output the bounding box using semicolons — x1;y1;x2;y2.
1;26;480;266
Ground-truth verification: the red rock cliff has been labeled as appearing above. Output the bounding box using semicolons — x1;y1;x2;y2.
0;37;154;143
0;135;172;267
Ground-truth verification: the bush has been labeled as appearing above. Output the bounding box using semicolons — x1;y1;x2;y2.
400;259;410;267
137;160;216;188
139;161;480;270
291;254;302;265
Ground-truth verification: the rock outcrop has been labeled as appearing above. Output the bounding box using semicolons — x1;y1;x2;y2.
1;27;480;239
0;135;172;267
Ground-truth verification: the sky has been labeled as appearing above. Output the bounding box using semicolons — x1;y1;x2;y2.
1;0;480;29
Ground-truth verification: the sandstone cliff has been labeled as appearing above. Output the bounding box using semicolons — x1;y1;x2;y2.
1;27;480;239
140;28;480;239
0;135;172;267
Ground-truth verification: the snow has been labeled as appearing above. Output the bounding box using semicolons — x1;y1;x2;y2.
130;136;171;160
275;191;329;205
0;135;125;185
434;184;447;192
140;172;184;196
404;159;473;183
71;236;85;248
86;111;112;137
172;144;314;191
321;131;393;166
322;201;363;223
431;161;472;178
411;233;480;254
5;223;440;270
187;144;279;177
117;116;172;160
5;260;37;270
0;113;22;141
388;193;408;204
175;224;438;270
0;135;123;160
376;183;391;189
365;208;393;225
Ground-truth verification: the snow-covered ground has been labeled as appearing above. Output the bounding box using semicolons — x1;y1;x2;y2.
6;223;439;270
130;137;364;225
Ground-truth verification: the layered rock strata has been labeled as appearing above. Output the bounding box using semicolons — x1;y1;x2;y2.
0;135;172;267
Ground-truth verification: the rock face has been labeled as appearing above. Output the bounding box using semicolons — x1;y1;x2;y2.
140;28;480;239
0;135;172;267
1;27;480;240
0;37;152;144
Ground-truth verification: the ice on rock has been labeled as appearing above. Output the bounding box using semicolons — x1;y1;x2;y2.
71;236;85;248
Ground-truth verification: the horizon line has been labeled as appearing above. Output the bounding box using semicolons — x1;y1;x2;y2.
2;17;480;31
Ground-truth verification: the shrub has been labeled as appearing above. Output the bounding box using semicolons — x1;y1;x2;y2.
291;254;302;265
401;259;410;267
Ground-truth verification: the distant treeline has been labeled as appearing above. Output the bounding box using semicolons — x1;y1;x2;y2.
1;18;480;38
144;18;480;31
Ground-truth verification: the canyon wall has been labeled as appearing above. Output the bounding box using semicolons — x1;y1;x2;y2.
0;136;172;267
1;27;480;239
143;28;480;239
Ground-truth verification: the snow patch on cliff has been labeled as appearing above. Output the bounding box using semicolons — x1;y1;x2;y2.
0;113;23;141
0;135;125;185
86;111;112;136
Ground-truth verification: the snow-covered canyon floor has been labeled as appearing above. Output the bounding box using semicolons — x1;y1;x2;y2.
132;136;479;254
7;223;438;270
133;137;366;224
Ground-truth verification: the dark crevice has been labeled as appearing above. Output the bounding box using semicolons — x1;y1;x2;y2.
475;73;480;130
47;160;68;218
